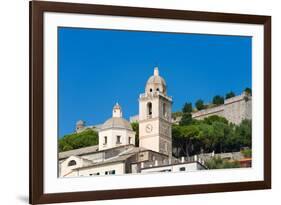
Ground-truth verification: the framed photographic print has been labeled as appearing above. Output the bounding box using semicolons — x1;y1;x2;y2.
30;0;271;204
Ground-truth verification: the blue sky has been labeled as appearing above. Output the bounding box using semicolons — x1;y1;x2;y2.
58;27;252;137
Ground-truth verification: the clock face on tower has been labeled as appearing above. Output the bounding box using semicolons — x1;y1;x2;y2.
145;124;153;133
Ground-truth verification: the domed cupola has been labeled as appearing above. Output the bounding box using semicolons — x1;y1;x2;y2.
145;67;167;95
100;103;133;131
98;103;136;151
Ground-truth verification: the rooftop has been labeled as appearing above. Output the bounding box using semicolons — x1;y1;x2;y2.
101;117;133;131
59;145;99;160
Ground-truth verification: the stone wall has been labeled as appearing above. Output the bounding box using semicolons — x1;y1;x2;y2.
223;93;252;124
192;92;252;125
192;105;225;120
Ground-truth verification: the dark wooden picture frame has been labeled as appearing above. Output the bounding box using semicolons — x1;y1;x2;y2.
30;1;271;204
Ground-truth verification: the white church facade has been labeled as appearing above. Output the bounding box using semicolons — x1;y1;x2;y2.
59;67;206;177
98;103;136;151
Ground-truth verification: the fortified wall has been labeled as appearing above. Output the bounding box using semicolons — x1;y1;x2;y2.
191;92;252;125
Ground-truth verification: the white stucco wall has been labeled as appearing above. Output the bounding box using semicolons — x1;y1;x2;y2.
60;156;92;177
99;128;135;151
76;162;125;176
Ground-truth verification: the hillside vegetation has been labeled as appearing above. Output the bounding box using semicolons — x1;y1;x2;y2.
59;129;98;152
172;97;251;157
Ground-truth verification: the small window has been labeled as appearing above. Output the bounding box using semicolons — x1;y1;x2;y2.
109;170;116;175
147;102;152;117
103;136;107;145
150;88;153;92
179;167;186;171
105;170;115;175
156;88;159;91
68;160;76;166
128;137;131;144
116;135;121;144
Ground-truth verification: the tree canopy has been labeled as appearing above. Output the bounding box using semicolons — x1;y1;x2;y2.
172;115;252;157
212;95;224;105
59;129;98;152
244;87;252;95
131;122;139;146
225;91;235;99
179;113;192;126
179;101;193;126
195;99;205;110
182;102;193;113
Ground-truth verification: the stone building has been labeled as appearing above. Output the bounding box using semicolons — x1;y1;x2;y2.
98;103;136;151
191;92;252;124
59;67;205;177
59;143;205;177
138;67;173;157
75;120;102;133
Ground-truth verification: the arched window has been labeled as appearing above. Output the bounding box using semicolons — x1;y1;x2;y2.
147;102;152;118
156;88;159;92
150;88;153;92
68;160;77;166
163;103;167;117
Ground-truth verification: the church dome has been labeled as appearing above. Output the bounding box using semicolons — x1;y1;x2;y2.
100;103;133;131
145;67;167;95
101;117;133;131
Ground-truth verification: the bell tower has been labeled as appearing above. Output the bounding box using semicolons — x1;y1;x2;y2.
138;67;172;157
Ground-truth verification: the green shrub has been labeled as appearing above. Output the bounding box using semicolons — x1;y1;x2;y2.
205;157;240;169
59;129;98;152
241;148;252;158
